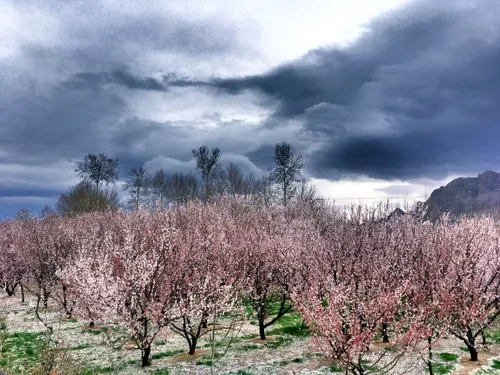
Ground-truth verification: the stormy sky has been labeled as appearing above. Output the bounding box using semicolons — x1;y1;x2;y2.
1;0;499;218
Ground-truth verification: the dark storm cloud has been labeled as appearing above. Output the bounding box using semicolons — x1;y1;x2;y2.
0;0;259;218
0;0;251;165
161;1;500;180
311;120;500;181
0;187;60;199
3;0;500;219
67;71;168;92
244;144;277;170
0;85;126;165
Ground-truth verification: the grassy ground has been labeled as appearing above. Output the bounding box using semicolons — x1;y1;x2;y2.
1;294;500;374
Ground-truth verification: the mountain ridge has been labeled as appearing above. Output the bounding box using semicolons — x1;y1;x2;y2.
423;170;500;221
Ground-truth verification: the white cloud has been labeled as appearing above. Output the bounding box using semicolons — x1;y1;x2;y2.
144;155;196;174
310;173;473;207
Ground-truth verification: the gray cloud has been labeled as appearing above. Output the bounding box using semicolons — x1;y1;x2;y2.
3;0;500;217
0;0;255;163
67;71;168;92
376;184;424;197
159;1;500;180
244;145;276;171
0;0;261;217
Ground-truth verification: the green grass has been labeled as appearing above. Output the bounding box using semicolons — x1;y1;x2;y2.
95;366;114;373
233;344;261;352
328;364;344;373
195;351;226;366
85;328;103;335
153;368;170;375
239;333;258;340
432;363;455;374
305;352;324;359
438;352;459;362
492;359;500;370
421;352;460;375
217;332;259;346
69;344;90;350
196;358;214;366
84;359;139;374
267;324;309;337
0;331;46;371
0;317;7;332
276;357;305;366
475;370;500;375
151;348;184;360
238;298;256;318
485;328;500;344
266;311;309;338
264;336;293;349
241;295;295;326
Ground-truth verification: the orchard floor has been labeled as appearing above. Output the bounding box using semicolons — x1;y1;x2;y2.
1;293;500;375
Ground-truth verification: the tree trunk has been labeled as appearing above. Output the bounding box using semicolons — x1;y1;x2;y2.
43;289;50;309
283;182;287;207
141;344;151;367
96;181;100;211
465;327;478;361
20;284;24;303
201;316;208;329
188;337;198;355
427;336;434;375
466;344;478;361
62;284;72;318
259;319;266;340
5;283;16;296
353;356;366;375
382;323;389;343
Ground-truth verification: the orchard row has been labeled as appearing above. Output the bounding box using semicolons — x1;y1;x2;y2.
1;200;499;374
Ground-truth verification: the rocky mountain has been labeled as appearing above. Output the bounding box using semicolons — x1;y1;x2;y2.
424;170;500;221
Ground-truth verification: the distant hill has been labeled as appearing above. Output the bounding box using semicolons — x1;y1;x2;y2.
423;170;500;222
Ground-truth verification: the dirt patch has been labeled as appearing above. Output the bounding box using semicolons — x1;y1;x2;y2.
371;341;398;352
453;348;500;375
165;349;208;363
250;337;275;344
198;324;225;334
305;356;338;370
123;340;138;350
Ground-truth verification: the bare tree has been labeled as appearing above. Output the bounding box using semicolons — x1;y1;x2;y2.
270;142;304;206
165;172;200;204
15;208;35;222
223;163;245;196
296;178;318;203
242;173;260;197
40;205;56;218
251;174;276;207
123;167;149;211
219;163;264;200
147;170;168;210
74;153;119;209
192;146;223;202
56;181;120;216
